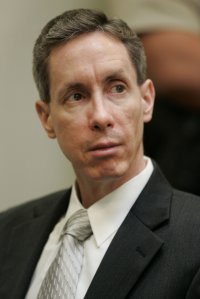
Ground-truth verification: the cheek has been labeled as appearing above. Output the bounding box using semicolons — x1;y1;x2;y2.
52;111;79;138
122;103;143;129
51;115;79;150
53;116;91;163
121;105;144;144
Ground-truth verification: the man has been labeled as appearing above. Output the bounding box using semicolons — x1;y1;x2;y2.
1;8;200;299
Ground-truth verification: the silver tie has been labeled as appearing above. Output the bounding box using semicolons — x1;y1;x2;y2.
37;209;92;299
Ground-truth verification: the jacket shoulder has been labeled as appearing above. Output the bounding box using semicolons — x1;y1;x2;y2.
173;188;200;209
171;188;200;221
0;189;70;228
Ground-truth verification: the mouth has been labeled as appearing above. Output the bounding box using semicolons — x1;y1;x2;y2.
89;142;121;157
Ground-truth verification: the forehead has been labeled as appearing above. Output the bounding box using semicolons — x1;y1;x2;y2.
48;31;137;87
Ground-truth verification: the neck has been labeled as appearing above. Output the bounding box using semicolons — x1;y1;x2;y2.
75;158;146;208
76;179;123;208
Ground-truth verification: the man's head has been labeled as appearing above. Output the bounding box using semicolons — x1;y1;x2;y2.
33;8;147;103
34;9;155;202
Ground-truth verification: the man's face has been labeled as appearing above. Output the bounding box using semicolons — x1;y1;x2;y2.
36;32;154;185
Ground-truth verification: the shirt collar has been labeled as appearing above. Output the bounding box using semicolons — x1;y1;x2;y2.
66;157;153;247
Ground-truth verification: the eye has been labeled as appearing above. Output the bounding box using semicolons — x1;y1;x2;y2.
68;92;83;102
110;84;125;94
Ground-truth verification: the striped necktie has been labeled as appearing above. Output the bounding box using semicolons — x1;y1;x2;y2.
37;209;92;299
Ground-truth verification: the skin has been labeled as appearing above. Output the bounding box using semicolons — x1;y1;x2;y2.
36;31;155;208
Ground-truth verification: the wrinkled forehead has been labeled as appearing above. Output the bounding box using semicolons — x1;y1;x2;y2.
48;31;136;78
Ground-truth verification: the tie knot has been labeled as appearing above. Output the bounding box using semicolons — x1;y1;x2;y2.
62;209;92;242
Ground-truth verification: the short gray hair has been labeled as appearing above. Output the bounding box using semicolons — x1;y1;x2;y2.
33;8;147;103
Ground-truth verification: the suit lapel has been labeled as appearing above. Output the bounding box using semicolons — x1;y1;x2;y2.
85;164;172;299
85;212;163;299
0;189;71;299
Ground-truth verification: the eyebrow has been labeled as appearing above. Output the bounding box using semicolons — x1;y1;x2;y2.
102;69;129;85
58;82;86;99
105;69;126;79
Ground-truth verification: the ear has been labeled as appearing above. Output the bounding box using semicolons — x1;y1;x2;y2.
140;79;155;123
35;100;56;139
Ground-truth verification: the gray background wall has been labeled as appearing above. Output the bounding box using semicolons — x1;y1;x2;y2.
0;0;110;211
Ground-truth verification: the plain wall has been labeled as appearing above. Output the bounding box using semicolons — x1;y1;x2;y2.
0;0;107;211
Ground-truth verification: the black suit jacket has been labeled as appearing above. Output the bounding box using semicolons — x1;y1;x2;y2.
1;164;200;299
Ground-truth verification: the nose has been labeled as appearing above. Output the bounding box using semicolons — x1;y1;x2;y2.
89;97;114;131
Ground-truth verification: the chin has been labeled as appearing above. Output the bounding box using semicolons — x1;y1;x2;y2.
89;163;130;182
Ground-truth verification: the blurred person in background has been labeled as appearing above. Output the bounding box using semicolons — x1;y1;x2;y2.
110;0;200;195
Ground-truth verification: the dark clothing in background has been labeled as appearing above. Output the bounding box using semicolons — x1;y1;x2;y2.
144;95;200;195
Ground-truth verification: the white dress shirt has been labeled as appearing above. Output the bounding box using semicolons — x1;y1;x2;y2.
26;157;153;299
